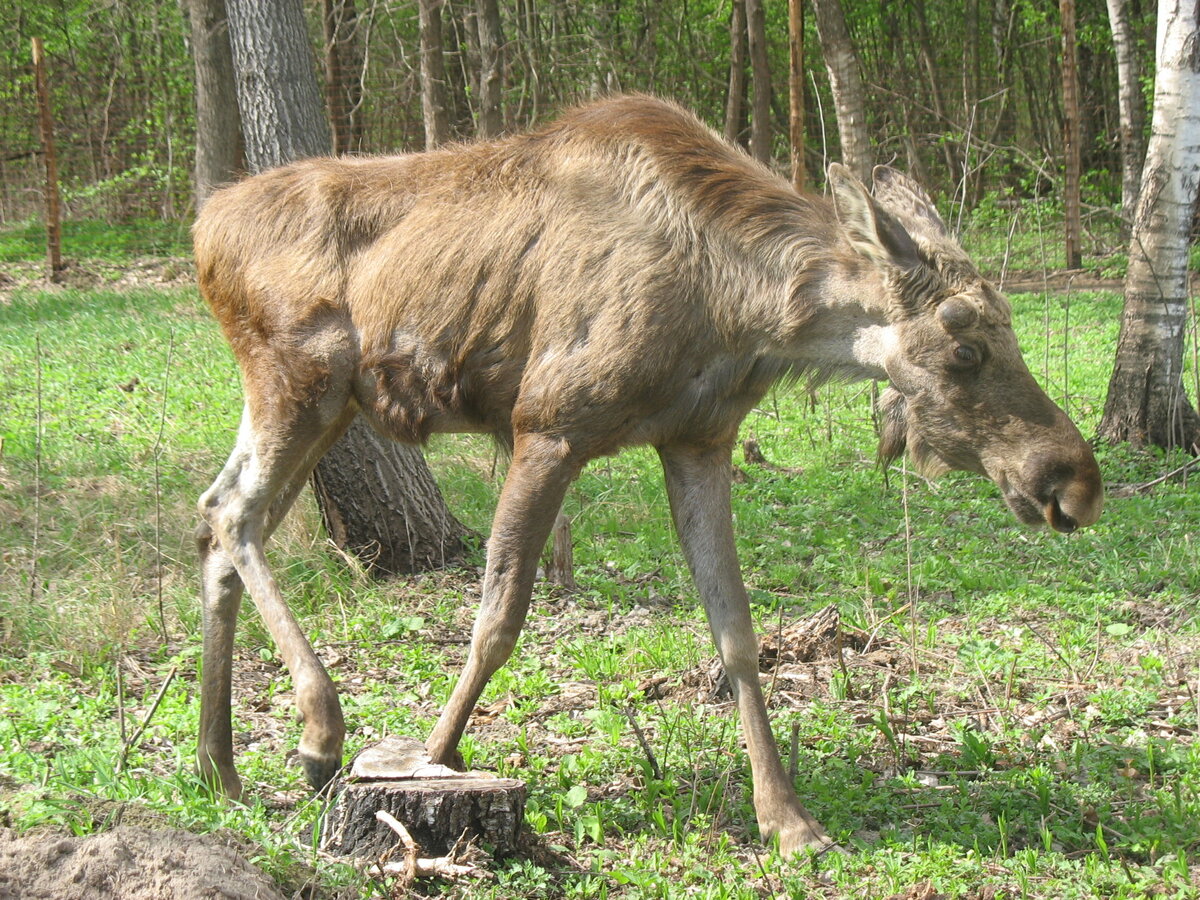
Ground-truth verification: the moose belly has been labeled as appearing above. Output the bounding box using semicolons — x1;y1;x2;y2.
355;334;524;445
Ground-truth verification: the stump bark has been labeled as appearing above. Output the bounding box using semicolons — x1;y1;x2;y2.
323;736;526;858
545;511;577;589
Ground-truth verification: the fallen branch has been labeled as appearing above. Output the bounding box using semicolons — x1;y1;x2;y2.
1108;457;1200;497
118;665;177;772
373;810;491;881
624;708;662;780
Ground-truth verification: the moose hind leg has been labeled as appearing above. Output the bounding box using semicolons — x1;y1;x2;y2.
199;404;355;794
197;517;248;798
659;441;832;855
197;455;339;798
426;432;581;767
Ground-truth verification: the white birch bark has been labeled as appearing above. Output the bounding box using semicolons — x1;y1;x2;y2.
811;0;871;183
1099;0;1200;449
1105;0;1147;226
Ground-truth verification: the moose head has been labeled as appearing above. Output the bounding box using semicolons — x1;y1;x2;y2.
829;163;1103;533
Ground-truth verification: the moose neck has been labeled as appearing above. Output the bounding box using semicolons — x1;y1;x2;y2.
725;227;896;387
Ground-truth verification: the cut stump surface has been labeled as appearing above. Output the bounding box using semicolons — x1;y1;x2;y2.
323;736;527;859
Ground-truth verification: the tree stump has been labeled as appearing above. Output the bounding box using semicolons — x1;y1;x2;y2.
545;511;577;589
322;736;526;859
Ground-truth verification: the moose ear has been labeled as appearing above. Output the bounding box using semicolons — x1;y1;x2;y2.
871;166;949;242
829;163;922;271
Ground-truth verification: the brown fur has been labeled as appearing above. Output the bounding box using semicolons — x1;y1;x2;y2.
193;97;837;455
192;95;1103;854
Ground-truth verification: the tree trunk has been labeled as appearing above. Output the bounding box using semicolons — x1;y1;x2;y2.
545;511;576;590
1060;0;1083;269
225;0;470;573
724;0;748;146
224;0;330;164
419;0;452;148
31;37;64;281
811;0;871;182
1104;0;1146;230
311;423;470;575
745;0;772;165
185;0;243;205
1098;0;1200;451
788;0;806;191
323;0;364;155
323;737;525;859
987;0;1017;154
475;0;505;137
512;0;543;126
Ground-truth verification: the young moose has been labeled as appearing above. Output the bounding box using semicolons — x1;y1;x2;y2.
193;95;1102;853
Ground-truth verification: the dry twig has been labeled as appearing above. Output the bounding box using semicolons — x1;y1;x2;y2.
118;665;177;771
373;810;490;882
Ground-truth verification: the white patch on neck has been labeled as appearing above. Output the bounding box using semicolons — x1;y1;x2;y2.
851;324;897;377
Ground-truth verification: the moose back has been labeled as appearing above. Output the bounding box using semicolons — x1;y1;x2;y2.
192;95;1102;853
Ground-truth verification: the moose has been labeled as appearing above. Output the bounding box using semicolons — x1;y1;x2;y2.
192;95;1103;854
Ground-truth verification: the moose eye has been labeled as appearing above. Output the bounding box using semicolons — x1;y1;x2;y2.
952;344;979;366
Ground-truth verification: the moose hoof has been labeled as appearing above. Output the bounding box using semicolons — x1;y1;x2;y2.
299;749;343;792
197;753;244;801
778;828;842;858
760;800;836;857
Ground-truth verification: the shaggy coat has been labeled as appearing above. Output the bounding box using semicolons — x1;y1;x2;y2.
193;95;1102;854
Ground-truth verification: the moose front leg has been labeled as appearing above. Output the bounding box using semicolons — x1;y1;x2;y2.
659;441;832;855
427;432;581;767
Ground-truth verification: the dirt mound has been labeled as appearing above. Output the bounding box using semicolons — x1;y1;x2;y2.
0;826;286;900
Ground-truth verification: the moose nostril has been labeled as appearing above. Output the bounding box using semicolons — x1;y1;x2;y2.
1045;495;1078;534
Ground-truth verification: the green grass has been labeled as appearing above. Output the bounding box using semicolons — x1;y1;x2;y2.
2;224;1199;897
0;219;193;264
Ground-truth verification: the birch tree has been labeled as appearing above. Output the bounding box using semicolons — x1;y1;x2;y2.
811;0;871;182
1105;0;1147;228
1098;0;1200;450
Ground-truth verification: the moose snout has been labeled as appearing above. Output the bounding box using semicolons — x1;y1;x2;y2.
1029;454;1104;534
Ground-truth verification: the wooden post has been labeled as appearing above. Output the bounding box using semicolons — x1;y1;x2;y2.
545;510;577;590
788;0;806;191
31;37;64;282
1059;0;1083;269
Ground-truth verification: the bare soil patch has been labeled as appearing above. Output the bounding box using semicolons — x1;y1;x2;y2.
0;825;285;900
0;256;194;304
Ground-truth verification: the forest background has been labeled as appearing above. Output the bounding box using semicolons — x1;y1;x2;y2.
0;0;1157;231
2;1;1200;899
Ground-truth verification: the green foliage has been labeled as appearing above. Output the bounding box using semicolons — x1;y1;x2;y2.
0;219;191;263
2;1;194;221
1;0;1158;239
